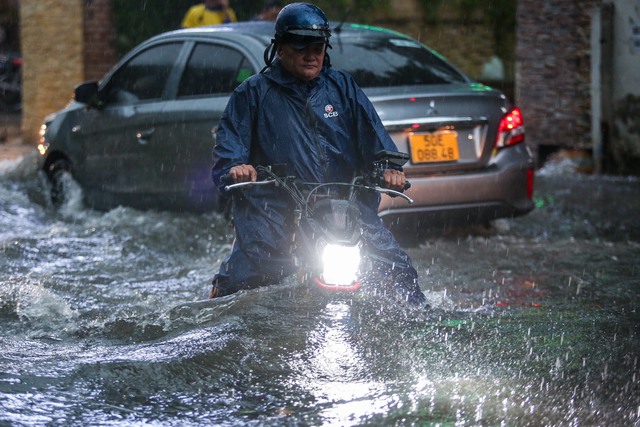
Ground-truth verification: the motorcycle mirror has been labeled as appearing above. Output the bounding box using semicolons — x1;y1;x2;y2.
374;150;409;167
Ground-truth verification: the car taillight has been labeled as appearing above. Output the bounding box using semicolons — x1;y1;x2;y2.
495;107;525;148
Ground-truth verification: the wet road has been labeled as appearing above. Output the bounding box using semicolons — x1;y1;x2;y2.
1;152;639;426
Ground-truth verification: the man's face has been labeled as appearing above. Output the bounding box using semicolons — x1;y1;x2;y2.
277;43;325;81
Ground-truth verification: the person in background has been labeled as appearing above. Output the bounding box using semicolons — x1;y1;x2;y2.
253;0;283;21
182;0;237;28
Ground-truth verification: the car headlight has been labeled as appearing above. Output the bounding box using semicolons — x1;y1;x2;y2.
37;123;49;156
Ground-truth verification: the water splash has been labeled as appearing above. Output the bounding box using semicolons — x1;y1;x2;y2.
0;278;77;334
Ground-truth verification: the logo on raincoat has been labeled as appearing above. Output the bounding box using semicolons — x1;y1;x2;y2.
324;104;339;119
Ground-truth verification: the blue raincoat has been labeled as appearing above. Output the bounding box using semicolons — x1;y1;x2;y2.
211;59;424;302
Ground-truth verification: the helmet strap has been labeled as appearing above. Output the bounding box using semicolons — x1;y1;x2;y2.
324;51;331;68
260;40;279;73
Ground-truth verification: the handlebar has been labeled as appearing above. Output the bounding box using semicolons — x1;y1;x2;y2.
223;175;413;205
373;186;413;204
224;179;278;192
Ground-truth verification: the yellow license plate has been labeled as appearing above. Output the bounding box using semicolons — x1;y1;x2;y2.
408;131;459;163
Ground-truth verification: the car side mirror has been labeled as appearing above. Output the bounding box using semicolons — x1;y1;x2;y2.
74;81;100;107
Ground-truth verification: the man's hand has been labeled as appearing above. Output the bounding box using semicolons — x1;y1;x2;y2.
229;164;257;183
383;169;407;192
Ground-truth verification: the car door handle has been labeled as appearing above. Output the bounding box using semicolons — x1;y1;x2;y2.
136;128;155;145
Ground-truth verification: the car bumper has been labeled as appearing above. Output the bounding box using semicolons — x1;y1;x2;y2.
378;145;535;228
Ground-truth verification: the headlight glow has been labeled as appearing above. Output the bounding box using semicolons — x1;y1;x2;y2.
321;244;361;286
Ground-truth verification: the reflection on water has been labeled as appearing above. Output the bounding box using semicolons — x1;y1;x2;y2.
1;153;639;426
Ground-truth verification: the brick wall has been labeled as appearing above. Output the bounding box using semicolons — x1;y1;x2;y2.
20;0;84;143
19;0;117;144
83;0;118;82
516;0;598;158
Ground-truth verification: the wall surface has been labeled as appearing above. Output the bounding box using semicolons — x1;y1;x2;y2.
516;0;597;158
19;0;117;143
83;0;118;82
517;0;640;173
20;0;84;143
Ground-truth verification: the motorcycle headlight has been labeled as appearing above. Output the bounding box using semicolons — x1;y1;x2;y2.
321;244;361;286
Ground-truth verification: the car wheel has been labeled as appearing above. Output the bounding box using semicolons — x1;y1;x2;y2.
47;159;72;208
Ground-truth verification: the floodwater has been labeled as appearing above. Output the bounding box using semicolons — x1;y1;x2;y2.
1;152;639;426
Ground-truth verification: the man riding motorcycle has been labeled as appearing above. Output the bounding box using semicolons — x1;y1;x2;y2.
209;2;426;304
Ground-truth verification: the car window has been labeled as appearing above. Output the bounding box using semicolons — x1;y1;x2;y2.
330;36;467;87
104;42;182;104
177;43;250;97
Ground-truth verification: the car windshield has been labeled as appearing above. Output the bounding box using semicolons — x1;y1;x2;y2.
329;32;467;87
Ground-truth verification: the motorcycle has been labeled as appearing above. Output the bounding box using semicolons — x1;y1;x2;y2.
223;150;413;294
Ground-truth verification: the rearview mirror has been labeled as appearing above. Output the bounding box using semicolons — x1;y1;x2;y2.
374;150;410;167
74;81;99;106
